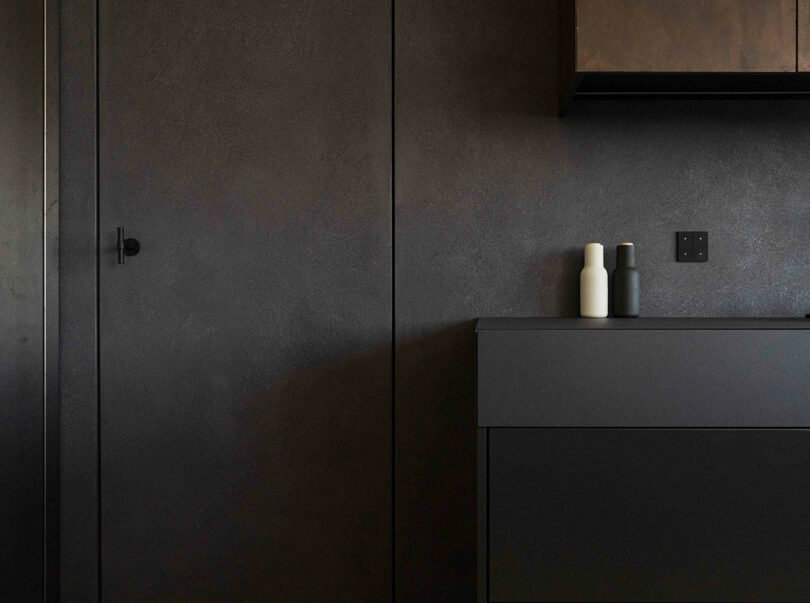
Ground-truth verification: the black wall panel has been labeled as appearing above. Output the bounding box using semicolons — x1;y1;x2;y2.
395;0;810;598
0;2;44;600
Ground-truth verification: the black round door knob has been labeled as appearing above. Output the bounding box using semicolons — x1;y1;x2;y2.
124;237;140;256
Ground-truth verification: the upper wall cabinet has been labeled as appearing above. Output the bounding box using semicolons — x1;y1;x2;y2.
559;0;810;114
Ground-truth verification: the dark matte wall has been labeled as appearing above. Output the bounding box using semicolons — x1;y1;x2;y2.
395;0;810;599
0;1;44;600
55;0;810;599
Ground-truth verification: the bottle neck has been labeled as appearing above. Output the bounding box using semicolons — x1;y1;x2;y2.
617;244;636;268
584;244;603;267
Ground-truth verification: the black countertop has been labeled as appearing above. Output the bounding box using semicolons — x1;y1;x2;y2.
476;317;810;330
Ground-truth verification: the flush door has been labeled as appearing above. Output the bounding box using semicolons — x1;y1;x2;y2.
98;1;392;599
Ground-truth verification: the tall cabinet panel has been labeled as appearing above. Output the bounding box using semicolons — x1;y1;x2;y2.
98;1;391;599
0;1;44;600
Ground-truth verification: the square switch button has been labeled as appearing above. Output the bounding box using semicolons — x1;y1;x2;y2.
677;231;708;262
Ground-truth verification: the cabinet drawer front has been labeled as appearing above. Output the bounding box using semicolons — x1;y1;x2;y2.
575;0;796;73
489;428;810;602
477;329;810;427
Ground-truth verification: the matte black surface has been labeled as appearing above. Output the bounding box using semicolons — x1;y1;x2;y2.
488;428;810;602
98;1;391;600
564;73;810;113
59;0;99;599
476;317;810;330
567;73;810;112
576;72;810;94
478;328;810;427
677;231;709;262
0;1;44;599
476;428;488;603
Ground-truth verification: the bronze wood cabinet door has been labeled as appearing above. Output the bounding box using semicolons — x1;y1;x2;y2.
574;0;797;73
800;0;810;71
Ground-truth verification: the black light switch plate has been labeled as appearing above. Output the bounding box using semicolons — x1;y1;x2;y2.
677;231;708;262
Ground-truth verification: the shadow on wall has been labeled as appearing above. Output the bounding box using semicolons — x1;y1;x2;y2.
393;257;581;603
237;342;393;601
535;245;621;317
395;1;562;599
533;247;584;317
395;322;478;600
107;340;393;601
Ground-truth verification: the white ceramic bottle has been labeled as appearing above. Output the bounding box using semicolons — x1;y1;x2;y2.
580;243;608;318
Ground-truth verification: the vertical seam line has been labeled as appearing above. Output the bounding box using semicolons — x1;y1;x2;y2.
95;0;102;599
391;0;396;599
42;0;48;597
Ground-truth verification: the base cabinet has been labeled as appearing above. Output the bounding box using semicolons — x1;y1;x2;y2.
485;428;810;602
477;318;810;602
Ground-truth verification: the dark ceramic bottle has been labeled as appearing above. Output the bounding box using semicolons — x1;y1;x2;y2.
613;243;639;317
